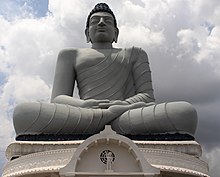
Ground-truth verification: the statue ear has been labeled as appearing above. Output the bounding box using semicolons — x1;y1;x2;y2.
85;28;91;43
113;27;119;43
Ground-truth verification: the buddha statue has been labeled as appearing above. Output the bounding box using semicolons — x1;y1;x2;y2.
13;3;197;139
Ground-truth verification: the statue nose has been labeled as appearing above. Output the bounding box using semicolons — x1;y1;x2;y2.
98;17;105;26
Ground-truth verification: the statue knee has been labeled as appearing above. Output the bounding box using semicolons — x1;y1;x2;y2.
13;102;41;136
111;111;130;134
52;95;65;103
166;101;198;135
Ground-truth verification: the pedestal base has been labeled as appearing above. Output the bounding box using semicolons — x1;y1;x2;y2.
2;127;209;177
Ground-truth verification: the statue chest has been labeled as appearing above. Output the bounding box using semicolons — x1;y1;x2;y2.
75;49;134;100
75;49;130;74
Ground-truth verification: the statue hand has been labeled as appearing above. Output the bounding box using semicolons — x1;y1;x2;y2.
82;99;110;108
98;100;129;109
108;102;155;115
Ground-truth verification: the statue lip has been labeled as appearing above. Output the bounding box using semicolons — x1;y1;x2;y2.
96;27;107;32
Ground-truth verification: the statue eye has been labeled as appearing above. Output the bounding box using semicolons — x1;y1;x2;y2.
105;19;113;25
90;18;99;25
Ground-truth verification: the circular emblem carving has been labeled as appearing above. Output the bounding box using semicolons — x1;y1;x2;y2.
100;150;115;164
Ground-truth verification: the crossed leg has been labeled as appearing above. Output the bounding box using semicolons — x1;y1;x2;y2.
13;100;197;136
111;102;197;135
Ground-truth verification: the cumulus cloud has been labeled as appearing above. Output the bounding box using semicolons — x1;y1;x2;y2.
1;74;51;104
0;0;220;176
203;147;220;177
118;25;165;47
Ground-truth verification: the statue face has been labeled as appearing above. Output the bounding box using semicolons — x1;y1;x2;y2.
85;12;118;43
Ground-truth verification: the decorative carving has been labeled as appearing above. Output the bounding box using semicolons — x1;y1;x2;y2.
100;150;115;171
59;126;160;176
141;148;208;174
2;148;74;177
3;142;209;177
6;140;202;160
3;144;209;177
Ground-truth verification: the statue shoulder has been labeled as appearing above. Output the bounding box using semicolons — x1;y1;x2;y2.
57;48;79;63
58;48;78;56
126;47;149;63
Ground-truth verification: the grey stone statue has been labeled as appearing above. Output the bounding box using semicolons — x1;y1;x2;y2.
13;3;197;137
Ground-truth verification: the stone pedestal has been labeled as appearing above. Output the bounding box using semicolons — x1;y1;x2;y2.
2;126;209;177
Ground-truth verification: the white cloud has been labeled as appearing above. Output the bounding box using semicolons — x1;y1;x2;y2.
177;29;201;51
203;147;220;177
177;25;220;74
3;17;65;80
190;0;220;25
195;26;220;70
118;25;165;48
1;74;51;104
0;112;14;148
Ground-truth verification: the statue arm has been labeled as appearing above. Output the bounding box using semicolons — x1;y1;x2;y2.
125;47;155;104
51;49;76;102
51;50;110;107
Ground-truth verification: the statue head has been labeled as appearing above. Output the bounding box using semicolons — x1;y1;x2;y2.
85;3;119;44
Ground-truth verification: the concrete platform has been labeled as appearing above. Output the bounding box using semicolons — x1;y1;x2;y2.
2;126;209;177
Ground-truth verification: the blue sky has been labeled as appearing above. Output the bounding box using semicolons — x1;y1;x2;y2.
1;0;220;176
0;0;49;20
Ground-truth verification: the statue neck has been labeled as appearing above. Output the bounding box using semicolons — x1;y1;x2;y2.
91;42;113;49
